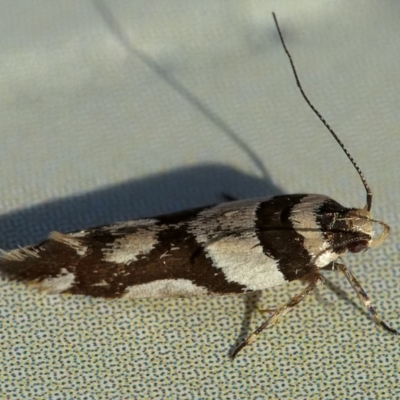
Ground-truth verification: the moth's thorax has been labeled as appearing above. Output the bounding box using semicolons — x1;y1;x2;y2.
287;194;343;268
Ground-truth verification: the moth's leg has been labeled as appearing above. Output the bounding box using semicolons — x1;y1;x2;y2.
257;307;277;314
332;262;398;335
232;273;324;358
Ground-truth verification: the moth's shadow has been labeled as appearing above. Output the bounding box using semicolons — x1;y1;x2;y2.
0;164;282;249
228;291;264;358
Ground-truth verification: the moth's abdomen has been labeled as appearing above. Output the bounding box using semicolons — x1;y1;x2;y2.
0;194;348;298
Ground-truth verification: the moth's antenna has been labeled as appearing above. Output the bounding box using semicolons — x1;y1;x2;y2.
272;12;372;211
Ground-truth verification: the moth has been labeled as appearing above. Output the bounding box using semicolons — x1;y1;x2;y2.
0;13;397;358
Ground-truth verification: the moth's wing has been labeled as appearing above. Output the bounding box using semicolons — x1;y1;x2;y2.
0;195;330;298
0;218;190;297
0;199;276;298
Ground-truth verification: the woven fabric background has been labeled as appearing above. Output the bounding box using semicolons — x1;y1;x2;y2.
1;1;399;399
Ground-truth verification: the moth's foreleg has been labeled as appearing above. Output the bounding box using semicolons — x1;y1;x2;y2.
232;273;324;358
334;263;399;335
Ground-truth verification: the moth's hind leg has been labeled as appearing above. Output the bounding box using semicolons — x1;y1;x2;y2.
232;273;325;358
330;263;399;335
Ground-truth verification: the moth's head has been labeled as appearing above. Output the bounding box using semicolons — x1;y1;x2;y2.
329;206;390;254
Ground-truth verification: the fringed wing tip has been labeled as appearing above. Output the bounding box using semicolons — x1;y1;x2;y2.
0;232;79;294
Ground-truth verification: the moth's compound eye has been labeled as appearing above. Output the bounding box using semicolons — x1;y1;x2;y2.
347;240;370;253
